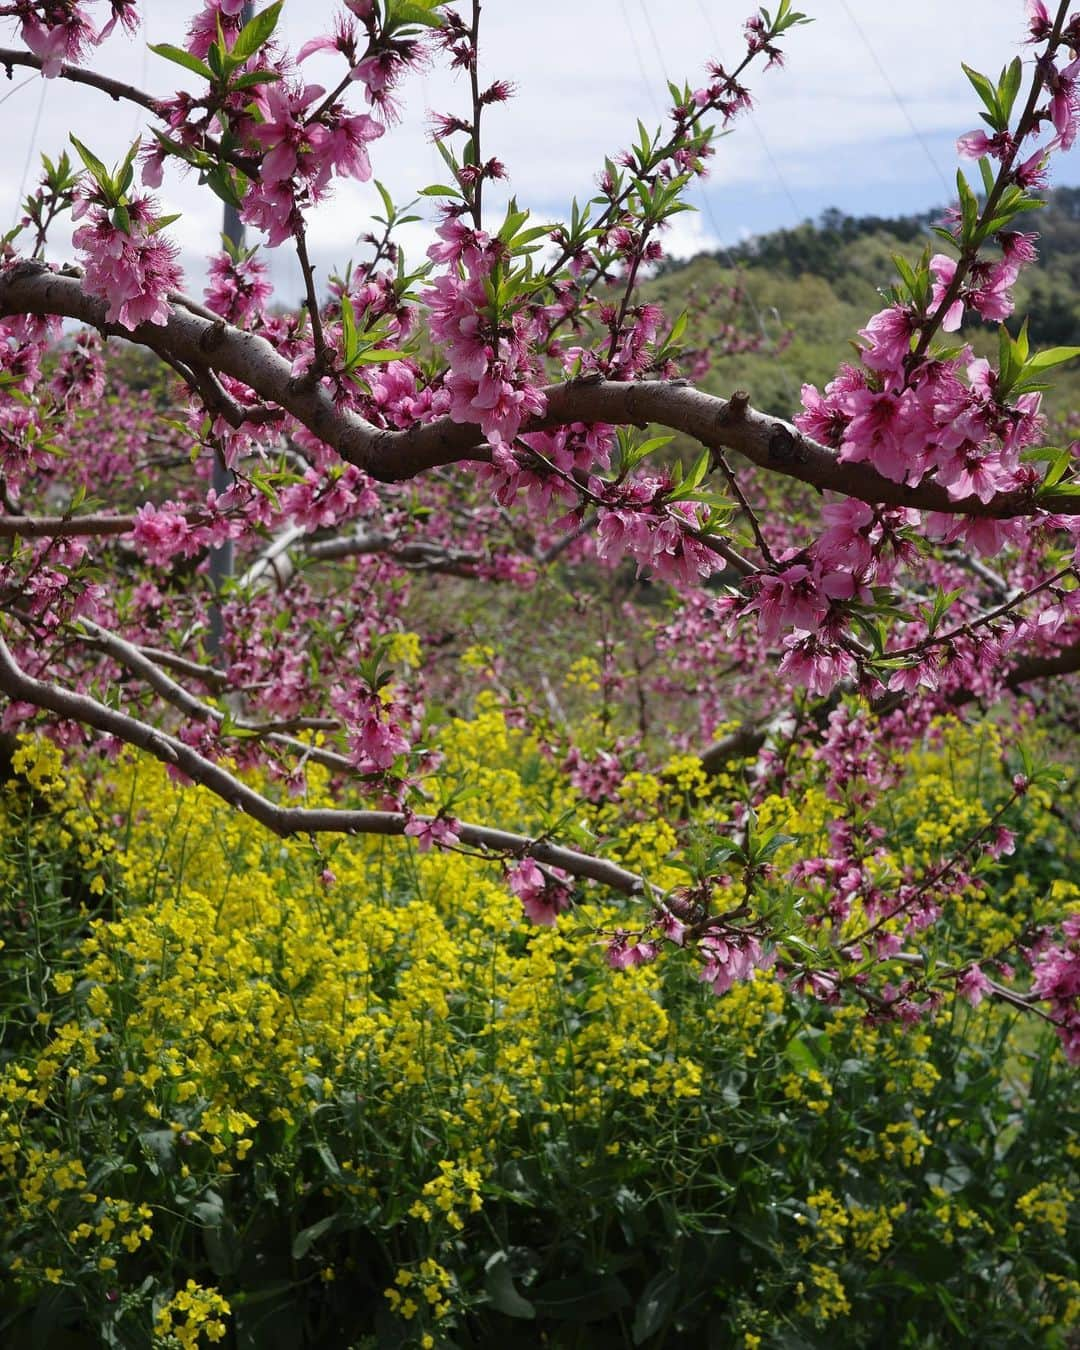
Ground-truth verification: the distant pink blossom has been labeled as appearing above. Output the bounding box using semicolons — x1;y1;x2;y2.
404;814;461;852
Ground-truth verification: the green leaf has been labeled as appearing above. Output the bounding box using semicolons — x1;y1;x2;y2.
1039;447;1073;491
374;179;395;220
148;42;214;81
69;136;111;194
232;68;283;89
1015;316;1030;364
314;1142;346;1184
339;293;358;364
667;447;713;502
785;1036;819;1073
206;38;226;80
291;1214;337;1261
665;309;688;347
532;1273;630;1322
962;63;1001;129
231;1;283;64
955;169;979;241
892;252;919;295
998;56;1023;123
389;0;446;29
483;1252;535;1319
203;163;244;209
632;1271;679;1345
926;587;963;634
348;347;412;366
1026;345;1080;372
139;1128;177;1176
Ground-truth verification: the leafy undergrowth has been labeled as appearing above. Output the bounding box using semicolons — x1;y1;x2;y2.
0;704;1077;1349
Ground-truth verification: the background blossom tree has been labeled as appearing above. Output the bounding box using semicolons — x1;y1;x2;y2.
0;0;1078;1049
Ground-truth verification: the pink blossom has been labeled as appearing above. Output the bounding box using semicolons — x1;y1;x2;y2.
887;659;940;695
657;908;686;946
858;306;914;379
778;636;856;696
132;503;192;566
698;934;770;996
185;0;247;60
606;933;658;969
928;254;965;332
814;499;875;572
1048;56;1080;151
838;386;933;485
508;859;572;926
1026;0;1052;41
320;112;384;182
404;814;461;852
204;251;272;327
72;197;182;331
957;129;1012;161
747;562;857;643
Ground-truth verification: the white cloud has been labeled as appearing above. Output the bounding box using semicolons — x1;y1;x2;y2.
0;0;1075;297
657;208;722;260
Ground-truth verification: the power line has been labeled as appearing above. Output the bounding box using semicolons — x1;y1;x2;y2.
0;72;36;110
618;0;799;402
635;0;670;83
129;0;151;140
836;0;952;197
618;0;664;121
11;76;48;226
692;0;805;222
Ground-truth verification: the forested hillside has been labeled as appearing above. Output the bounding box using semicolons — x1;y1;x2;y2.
654;188;1080;419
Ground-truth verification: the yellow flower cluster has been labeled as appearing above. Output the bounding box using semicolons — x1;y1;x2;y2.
1015;1183;1074;1239
795;1263;851;1323
0;702;1075;1340
410;1160;484;1231
153;1280;230;1347
384;1257;454;1323
928;1186;993;1246
782;1069;833;1115
798;1188;904;1263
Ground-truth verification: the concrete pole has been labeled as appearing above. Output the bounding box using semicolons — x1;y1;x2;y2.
207;1;255;656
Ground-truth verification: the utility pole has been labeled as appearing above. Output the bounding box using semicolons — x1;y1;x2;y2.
207;0;254;657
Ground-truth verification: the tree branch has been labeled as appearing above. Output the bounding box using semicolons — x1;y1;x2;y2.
698;639;1080;773
2;264;1076;515
0;513;137;538
0;47;159;112
0;631;647;895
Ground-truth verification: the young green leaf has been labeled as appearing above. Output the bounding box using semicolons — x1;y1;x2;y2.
230;1;283;64
148;43;214;81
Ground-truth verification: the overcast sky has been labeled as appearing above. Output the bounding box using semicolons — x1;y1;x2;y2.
2;0;1078;300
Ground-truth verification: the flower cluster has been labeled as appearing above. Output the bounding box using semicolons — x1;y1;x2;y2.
14;0;137;78
71;192;182;330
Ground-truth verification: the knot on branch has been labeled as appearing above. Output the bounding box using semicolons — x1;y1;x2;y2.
767;423;805;465
720;389;751;423
199;319;227;354
1;259;50;285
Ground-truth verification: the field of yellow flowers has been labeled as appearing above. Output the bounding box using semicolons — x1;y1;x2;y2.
0;696;1077;1347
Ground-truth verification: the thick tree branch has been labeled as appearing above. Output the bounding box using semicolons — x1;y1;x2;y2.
699;639;1080;773
0;513;137;538
3;265;1077;516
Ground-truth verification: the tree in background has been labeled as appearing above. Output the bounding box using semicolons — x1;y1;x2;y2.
0;0;1078;1051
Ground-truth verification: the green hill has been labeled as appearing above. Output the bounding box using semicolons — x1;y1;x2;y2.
651;188;1080;420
